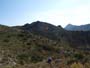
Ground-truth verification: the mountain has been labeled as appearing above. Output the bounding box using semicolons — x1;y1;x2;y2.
22;21;90;47
65;24;90;31
22;21;64;33
0;21;90;68
22;21;66;40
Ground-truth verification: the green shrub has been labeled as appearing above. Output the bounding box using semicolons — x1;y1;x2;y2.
30;55;43;63
16;53;30;64
74;53;84;60
3;39;9;43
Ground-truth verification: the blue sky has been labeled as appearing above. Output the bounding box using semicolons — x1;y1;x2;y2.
0;0;90;27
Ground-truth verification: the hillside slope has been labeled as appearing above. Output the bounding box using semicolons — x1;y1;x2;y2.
0;22;90;68
0;24;71;68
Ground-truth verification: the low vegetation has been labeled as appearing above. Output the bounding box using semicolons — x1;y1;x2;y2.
0;24;90;68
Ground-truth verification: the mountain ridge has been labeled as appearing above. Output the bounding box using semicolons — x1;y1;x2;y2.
65;24;90;31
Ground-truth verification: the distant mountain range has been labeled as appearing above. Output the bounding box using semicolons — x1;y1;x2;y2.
65;24;90;31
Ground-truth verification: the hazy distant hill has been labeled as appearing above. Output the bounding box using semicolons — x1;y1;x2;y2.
65;24;90;31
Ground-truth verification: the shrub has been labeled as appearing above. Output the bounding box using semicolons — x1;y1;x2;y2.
17;53;30;65
30;55;43;63
3;39;9;43
74;53;84;60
